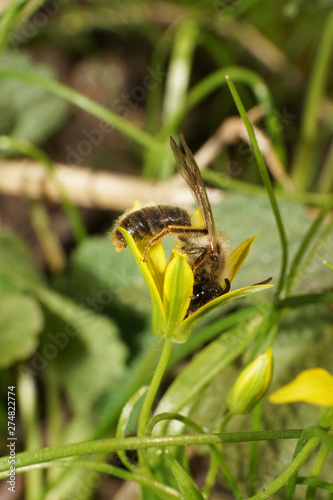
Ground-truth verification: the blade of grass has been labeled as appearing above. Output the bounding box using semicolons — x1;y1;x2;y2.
158;67;286;172
316;139;333;194
0;68;160;152
291;9;333;190
143;20;198;178
277;292;333;309
29;200;65;272
203;169;332;207
0;0;26;54
15;0;47;26
145;26;174;136
284;196;333;295
187;67;285;161
287;216;333;295
225;76;288;299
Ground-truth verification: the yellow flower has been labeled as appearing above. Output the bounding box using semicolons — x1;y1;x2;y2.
227;348;274;415
116;226;273;343
269;368;333;407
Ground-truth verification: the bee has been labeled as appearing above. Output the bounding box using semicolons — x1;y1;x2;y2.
111;134;232;315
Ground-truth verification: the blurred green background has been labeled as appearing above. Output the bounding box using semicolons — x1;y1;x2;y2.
0;1;332;498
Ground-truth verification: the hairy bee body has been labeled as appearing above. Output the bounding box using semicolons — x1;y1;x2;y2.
111;205;192;252
179;234;232;314
111;134;233;316
179;235;230;284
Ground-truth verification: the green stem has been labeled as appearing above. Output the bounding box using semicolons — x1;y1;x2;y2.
0;430;302;474
137;340;173;437
247;436;320;500
297;476;333;493
248;402;263;497
291;10;333;190
305;444;330;500
13;459;181;500
203;454;219;500
225;77;288;300
203;411;242;500
146;412;242;500
92;305;272;439
17;370;43;500
137;339;173;472
285;426;333;500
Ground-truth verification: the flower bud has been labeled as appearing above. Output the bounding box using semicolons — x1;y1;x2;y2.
227;348;273;415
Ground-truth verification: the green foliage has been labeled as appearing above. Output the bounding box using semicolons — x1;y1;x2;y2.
0;0;332;498
0;52;69;146
37;287;128;415
0;229;44;291
0;292;43;368
0;230;128;416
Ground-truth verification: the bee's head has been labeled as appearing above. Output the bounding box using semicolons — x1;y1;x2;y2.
111;229;127;252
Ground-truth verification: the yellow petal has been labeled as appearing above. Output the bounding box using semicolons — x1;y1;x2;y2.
118;228;166;335
190;207;205;227
163;255;193;341
138;239;168;299
230;235;258;282
269;368;333;407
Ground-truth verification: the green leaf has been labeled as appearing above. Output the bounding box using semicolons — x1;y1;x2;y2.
164;452;204;500
32;286;128;414
156;307;272;417
0;293;43;368
0;52;69;145
226;76;288;298
0;229;44;291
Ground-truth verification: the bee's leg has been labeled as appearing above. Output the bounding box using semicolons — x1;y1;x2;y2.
142;226;207;262
222;278;230;294
190;248;207;269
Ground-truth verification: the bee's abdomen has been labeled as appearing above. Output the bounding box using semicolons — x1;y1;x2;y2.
112;205;191;251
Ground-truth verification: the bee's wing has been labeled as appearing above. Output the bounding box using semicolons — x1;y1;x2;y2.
170;134;218;254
